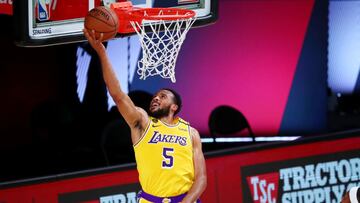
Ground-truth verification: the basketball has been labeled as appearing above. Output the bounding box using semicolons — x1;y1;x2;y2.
84;6;119;41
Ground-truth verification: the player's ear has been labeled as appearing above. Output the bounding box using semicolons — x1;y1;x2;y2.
171;104;178;113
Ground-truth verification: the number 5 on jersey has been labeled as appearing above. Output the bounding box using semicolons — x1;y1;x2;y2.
162;147;174;168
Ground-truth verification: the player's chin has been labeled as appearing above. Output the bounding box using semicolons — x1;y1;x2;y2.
149;106;158;112
149;109;162;117
149;109;156;116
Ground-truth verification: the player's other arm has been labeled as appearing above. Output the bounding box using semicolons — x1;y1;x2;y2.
83;29;148;143
181;127;207;203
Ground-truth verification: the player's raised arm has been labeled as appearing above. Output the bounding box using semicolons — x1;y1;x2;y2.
83;29;148;142
181;127;207;203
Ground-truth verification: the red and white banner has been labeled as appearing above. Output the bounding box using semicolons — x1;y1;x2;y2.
0;134;359;203
0;0;12;15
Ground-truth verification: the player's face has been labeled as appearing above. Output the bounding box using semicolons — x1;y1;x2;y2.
149;90;175;118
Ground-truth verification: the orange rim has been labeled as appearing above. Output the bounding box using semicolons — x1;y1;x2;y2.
128;8;196;21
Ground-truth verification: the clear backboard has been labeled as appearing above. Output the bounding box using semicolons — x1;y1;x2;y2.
13;0;218;47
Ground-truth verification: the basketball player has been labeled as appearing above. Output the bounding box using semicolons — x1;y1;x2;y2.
83;29;207;203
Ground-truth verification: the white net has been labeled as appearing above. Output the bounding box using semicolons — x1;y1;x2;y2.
130;11;196;83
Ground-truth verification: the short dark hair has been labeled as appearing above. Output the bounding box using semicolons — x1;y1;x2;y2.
161;88;182;115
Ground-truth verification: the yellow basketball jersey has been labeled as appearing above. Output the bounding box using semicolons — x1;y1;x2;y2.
134;117;194;197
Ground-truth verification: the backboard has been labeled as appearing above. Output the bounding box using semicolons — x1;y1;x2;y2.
13;0;218;47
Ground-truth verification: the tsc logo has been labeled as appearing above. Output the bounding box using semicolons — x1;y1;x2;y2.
247;172;279;203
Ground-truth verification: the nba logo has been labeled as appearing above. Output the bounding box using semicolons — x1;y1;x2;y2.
37;0;51;21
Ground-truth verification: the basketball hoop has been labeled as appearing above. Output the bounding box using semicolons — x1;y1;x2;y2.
111;2;196;83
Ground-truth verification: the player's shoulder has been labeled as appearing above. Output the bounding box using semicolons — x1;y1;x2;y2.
136;106;148;115
189;126;199;136
178;117;190;126
176;117;198;134
189;126;201;147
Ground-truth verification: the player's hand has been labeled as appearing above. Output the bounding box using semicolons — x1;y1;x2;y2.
83;29;106;55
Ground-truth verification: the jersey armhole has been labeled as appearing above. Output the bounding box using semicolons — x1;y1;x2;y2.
188;125;194;149
133;120;151;148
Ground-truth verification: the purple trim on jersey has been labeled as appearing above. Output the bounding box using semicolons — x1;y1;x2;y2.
137;190;201;203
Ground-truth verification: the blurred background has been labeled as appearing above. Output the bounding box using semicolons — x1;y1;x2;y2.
0;0;359;183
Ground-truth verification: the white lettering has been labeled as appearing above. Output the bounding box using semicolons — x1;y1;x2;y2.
282;193;291;203
267;183;276;203
113;194;126;203
326;161;338;184
350;158;360;181
293;167;306;190
315;163;327;186
126;192;137;203
338;159;351;183
297;190;304;203
313;188;325;202
305;164;316;188
282;186;336;203
291;191;298;203
347;182;359;191
259;180;267;203
100;192;137;203
250;176;260;200
332;184;345;202
324;187;331;203
303;190;314;202
250;176;277;203
100;196;112;203
280;168;293;191
281;158;360;191
277;157;360;202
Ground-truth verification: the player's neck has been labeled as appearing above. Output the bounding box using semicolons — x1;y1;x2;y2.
159;115;177;125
